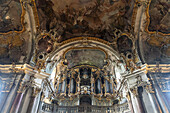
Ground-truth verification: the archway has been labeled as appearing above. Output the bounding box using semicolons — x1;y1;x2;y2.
80;96;92;105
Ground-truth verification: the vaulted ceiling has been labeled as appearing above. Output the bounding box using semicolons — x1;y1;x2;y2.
0;0;169;65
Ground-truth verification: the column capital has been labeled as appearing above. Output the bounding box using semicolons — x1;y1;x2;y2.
23;64;50;79
143;83;154;93
0;64;50;93
126;92;131;101
130;87;138;97
32;87;41;97
122;64;149;89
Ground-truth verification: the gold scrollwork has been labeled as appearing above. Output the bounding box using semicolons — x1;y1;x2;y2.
32;87;41;97
59;37;111;46
30;0;40;31
144;84;154;93
130;87;138;97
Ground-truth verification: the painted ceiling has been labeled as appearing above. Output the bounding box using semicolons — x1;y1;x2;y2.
0;0;169;65
64;48;107;68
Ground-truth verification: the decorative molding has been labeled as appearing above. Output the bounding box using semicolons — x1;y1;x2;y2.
0;0;26;35
143;83;154;93
130;87;139;97
0;64;50;93
146;64;170;73
32;87;41;97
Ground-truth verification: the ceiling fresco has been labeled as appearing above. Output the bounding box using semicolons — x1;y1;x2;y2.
148;0;169;34
36;0;133;42
142;34;170;64
142;0;170;64
64;48;107;68
0;0;169;65
0;0;29;64
0;0;23;32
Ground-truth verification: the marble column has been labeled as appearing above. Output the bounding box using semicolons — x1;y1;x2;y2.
0;92;9;112
126;92;134;113
0;64;50;113
130;87;145;113
122;64;156;113
154;86;170;113
19;75;35;113
154;76;170;113
37;92;45;113
1;74;22;113
20;86;33;113
27;87;36;113
10;70;32;113
10;93;23;113
32;92;42;113
0;77;12;112
13;90;26;113
30;87;41;113
138;87;146;113
144;84;162;113
9;73;26;113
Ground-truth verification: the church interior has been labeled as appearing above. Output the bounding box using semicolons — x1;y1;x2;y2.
0;0;170;113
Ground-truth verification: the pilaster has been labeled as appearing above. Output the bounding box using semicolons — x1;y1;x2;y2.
123;64;155;113
0;64;50;113
147;64;170;113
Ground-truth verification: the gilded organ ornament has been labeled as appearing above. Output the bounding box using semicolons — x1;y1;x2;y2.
54;67;117;101
51;46;121;106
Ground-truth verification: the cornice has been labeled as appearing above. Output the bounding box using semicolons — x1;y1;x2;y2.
0;64;50;79
146;64;170;73
122;64;147;78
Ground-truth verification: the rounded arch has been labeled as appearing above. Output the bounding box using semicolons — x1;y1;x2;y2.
44;37;128;106
45;37;122;72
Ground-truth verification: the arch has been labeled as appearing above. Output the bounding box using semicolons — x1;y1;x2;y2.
45;37;123;74
80;96;92;105
45;37;127;106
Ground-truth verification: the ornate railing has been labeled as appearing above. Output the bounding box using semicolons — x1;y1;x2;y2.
41;102;131;113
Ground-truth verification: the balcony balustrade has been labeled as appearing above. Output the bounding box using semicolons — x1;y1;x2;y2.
41;102;131;113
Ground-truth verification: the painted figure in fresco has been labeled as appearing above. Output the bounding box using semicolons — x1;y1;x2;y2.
149;0;170;33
